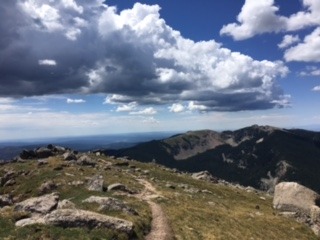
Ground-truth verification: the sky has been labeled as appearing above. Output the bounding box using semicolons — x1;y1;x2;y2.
1;0;320;140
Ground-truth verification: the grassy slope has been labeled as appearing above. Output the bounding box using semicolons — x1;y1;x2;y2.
0;154;318;240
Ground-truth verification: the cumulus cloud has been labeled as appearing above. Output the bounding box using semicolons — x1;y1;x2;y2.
169;104;185;113
130;107;157;115
284;28;320;62
116;102;137;112
278;35;300;49
66;98;85;103
220;0;286;40
221;0;320;40
0;0;289;111
312;86;320;91
300;66;320;76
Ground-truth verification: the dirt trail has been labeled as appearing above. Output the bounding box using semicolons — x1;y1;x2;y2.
135;178;174;240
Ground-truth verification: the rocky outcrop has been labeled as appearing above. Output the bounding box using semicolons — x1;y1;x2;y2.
62;152;77;161
16;209;133;234
14;193;59;214
83;196;137;215
273;182;319;213
191;171;218;183
273;182;320;236
57;199;76;209
45;209;133;233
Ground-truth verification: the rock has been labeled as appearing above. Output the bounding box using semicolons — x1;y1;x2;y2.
57;199;76;209
311;205;320;223
83;196;137;215
35;147;53;158
14;193;59;214
16;217;46;227
20;149;36;159
44;209;133;234
37;159;48;166
77;155;96;167
273;182;320;214
68;180;84;186
311;224;320;237
107;183;129;192
87;175;104;192
63;152;77;161
38;180;57;195
113;161;129;167
3;179;16;187
191;171;218;183
0;195;13;207
165;183;175;189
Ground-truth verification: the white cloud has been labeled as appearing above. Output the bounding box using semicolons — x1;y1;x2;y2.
142;116;160;124
130;107;157;115
66;98;86;103
300;66;320;76
221;0;320;40
1;1;289;111
116;102;137;112
169;103;185;113
38;59;57;66
61;0;83;14
284;28;320;62
278;35;300;49
312;86;320;91
188;101;207;112
220;0;286;40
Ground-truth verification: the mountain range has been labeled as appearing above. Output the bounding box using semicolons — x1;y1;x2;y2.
106;125;320;193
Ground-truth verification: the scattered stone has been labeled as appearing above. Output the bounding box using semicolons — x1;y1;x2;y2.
113;161;129;167
4;179;16;187
77;155;96;167
63;152;77;161
44;209;133;234
20;149;36;160
68;180;84;186
38;180;57;195
57;199;76;209
87;175;104;192
165;183;175;189
37;159;48;166
35;147;53;159
14;192;59;214
191;171;218;183
108;183;129;192
83;196;137;215
0;195;13;207
16;217;46;227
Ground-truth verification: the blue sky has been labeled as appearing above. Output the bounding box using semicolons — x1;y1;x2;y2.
1;0;320;140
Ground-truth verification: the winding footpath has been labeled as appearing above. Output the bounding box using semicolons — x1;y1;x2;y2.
135;178;174;240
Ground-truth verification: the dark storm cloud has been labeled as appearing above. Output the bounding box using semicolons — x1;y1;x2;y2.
0;0;289;111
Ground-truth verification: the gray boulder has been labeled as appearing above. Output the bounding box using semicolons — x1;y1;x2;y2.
83;196;137;215
273;182;319;213
20;149;36;159
77;155;96;167
57;199;76;209
44;209;133;234
0;195;13;207
87;175;104;192
63;152;77;161
14;193;59;214
38;180;57;195
191;171;218;183
35;147;53;159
